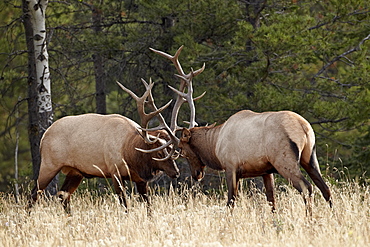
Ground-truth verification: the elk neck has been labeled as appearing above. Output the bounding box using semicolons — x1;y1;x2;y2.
189;125;223;170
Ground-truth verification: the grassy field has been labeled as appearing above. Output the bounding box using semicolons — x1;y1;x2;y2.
0;182;369;247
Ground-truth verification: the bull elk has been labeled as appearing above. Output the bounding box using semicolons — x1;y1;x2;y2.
28;80;180;214
148;46;332;212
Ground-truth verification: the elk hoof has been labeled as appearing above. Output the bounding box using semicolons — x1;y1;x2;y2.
193;170;204;181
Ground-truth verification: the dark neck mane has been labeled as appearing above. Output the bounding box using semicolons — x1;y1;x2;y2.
190;125;223;171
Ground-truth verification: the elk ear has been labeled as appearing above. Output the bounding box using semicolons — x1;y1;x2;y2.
180;128;191;143
208;122;217;128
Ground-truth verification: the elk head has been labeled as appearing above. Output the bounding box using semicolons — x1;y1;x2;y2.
178;128;206;180
116;78;180;178
118;46;206;180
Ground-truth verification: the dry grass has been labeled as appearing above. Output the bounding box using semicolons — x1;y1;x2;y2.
0;182;369;247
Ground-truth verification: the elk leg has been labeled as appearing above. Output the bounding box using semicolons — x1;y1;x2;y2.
301;152;332;207
287;173;313;217
285;173;313;200
262;173;276;212
112;176;127;209
28;186;41;211
136;181;149;205
226;169;239;208
136;181;151;215
28;165;61;209
58;171;83;214
274;161;313;215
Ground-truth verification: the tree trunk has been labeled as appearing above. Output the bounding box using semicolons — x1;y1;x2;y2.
244;0;266;30
22;0;58;195
92;5;106;114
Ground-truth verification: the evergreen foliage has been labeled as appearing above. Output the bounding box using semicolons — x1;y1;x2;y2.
0;0;369;191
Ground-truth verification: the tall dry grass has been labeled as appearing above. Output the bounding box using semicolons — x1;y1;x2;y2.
0;182;369;247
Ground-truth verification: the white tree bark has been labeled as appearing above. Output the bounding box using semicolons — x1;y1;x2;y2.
23;0;57;194
27;0;52;114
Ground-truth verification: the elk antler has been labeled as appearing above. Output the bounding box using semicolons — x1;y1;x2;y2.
149;46;206;130
116;80;180;161
116;80;169;144
117;46;205;161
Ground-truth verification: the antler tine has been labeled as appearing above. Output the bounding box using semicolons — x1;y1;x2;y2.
194;91;207;101
140;78;156;112
117;80;180;161
140;78;172;116
169;86;206;128
184;65;206;128
117;80;165;144
150;45;185;77
117;80;155;124
135;109;180;161
191;62;206;78
171;70;206;128
136;144;179;162
140;79;176;135
150;46;206;130
116;80;142;101
138;99;180;161
150;46;205;82
153;148;180;161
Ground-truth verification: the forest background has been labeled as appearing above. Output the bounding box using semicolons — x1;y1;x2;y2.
0;0;369;193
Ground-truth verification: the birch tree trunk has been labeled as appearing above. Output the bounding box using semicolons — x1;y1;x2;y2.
22;0;58;195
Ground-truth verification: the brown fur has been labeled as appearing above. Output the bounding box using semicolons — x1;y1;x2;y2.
29;113;179;213
180;110;332;212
